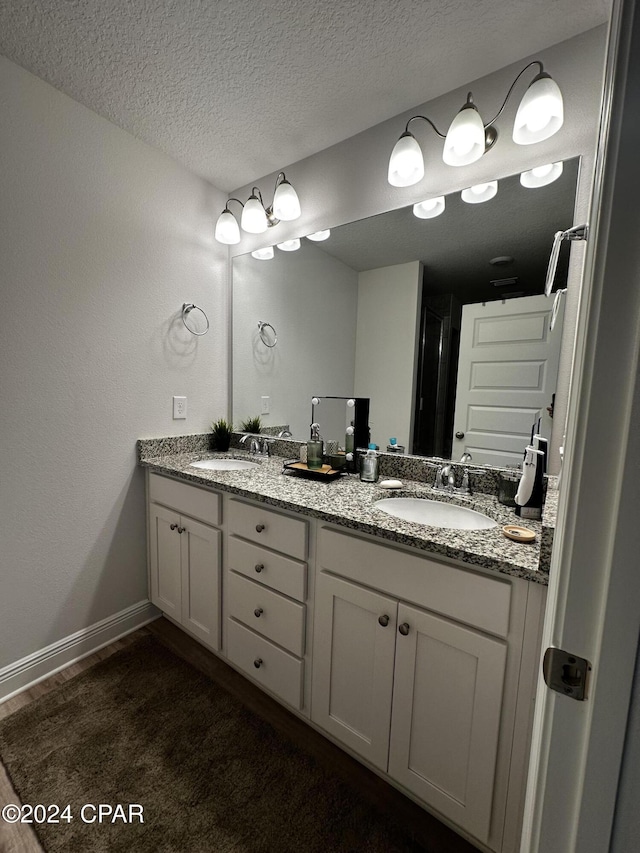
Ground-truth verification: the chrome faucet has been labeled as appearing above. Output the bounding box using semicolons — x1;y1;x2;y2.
430;461;472;495
239;434;271;457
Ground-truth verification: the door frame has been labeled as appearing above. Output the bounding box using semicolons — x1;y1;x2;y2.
522;1;640;850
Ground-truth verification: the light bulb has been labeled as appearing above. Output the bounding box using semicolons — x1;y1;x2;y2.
251;246;274;260
513;73;564;145
413;196;445;219
388;131;424;187
443;99;486;166
214;209;240;244
461;181;498;204
273;179;301;221
520;161;564;188
241;195;268;233
276;239;301;252
306;230;331;241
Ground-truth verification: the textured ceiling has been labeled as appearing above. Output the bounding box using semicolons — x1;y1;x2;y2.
0;0;610;191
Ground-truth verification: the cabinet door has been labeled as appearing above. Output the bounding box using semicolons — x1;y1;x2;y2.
149;504;182;620
389;603;507;844
311;573;397;771
180;516;221;652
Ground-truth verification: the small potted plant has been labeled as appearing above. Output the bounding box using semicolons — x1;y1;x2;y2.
210;418;233;452
240;415;262;434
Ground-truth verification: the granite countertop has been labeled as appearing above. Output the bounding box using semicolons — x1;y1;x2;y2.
139;445;551;585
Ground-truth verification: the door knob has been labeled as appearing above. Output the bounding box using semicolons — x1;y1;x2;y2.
455;431;465;439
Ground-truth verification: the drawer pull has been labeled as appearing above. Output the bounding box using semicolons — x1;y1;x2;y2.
254;563;264;573
254;608;264;618
398;622;411;636
177;526;186;534
255;523;266;533
170;523;178;531
253;658;263;669
378;614;390;627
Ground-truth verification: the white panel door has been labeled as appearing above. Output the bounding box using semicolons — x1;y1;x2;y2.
389;603;507;844
453;294;564;466
311;573;397;771
149;504;182;620
180;517;221;651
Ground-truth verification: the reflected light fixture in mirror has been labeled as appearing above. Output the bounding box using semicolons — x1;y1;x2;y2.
214;172;301;244
307;230;331;241
413;196;445;219
277;239;301;252
520;161;564;188
387;60;564;187
251;246;274;260
461;181;498;204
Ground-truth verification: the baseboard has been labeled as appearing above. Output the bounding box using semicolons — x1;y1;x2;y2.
0;600;160;704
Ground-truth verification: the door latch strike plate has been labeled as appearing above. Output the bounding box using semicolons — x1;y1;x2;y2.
543;648;591;701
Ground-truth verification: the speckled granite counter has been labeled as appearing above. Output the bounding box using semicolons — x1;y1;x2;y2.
139;440;551;585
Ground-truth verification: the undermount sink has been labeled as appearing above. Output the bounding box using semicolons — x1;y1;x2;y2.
374;497;497;530
188;458;261;471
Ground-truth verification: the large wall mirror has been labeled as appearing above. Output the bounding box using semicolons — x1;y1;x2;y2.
232;158;580;470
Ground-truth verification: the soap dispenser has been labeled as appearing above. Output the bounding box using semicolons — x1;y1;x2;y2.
360;443;379;483
307;423;323;470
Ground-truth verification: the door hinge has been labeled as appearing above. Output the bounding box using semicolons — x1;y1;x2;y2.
543;648;591;701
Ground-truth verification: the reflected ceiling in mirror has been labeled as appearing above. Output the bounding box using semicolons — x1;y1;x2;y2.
232;158;580;466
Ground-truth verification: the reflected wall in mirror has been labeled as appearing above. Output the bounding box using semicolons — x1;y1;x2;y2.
232;158;579;471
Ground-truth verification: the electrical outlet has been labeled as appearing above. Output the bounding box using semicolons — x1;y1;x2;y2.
261;396;270;415
173;396;187;419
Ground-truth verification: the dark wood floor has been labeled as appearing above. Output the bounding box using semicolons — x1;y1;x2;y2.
0;618;481;853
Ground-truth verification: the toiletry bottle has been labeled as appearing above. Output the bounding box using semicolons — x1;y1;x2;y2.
514;446;544;520
360;443;379;483
307;423;323;470
387;438;398;452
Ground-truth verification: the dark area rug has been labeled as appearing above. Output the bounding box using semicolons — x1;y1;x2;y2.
0;635;424;852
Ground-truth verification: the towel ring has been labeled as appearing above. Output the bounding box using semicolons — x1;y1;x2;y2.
182;303;210;336
258;321;277;348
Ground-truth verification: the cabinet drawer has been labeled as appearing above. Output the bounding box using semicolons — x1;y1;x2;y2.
227;535;307;601
227;619;304;709
318;526;512;638
149;473;221;526
228;499;307;559
228;571;305;656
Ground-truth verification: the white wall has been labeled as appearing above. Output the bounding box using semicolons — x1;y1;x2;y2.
354;262;422;449
0;57;228;669
232;241;358;439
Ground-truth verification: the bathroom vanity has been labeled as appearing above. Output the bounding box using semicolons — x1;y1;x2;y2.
140;439;551;853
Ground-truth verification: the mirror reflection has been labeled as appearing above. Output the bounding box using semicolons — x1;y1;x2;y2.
232;158;579;468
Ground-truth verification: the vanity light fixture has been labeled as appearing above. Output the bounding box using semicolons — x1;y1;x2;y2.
387;61;564;187
413;196;445;219
276;238;301;252
461;181;498;204
520;161;564;188
306;229;331;241
214;172;301;244
251;246;275;260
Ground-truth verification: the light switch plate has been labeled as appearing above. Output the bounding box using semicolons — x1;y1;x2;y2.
173;396;187;419
261;396;270;414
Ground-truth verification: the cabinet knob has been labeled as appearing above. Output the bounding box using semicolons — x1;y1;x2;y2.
398;622;410;636
254;563;264;573
170;523;178;530
254;608;263;618
254;658;263;669
378;614;390;627
177;526;186;534
255;523;265;533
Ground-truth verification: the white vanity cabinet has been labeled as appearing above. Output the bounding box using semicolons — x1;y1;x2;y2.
224;497;310;712
147;473;222;651
312;525;545;852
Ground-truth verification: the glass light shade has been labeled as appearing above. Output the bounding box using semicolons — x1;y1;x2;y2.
214;209;240;244
306;229;331;241
276;239;301;252
443;103;485;166
513;74;564;145
251;246;274;260
413;196;445;219
461;181;498;204
388;132;424;187
272;180;301;221
520;161;564;188
241;196;268;233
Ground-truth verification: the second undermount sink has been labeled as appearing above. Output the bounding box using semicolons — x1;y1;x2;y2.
374;497;497;530
189;458;261;471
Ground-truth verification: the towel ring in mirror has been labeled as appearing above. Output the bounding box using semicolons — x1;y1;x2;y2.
258;321;277;348
182;303;210;336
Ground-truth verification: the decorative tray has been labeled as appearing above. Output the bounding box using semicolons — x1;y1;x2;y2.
282;459;344;481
